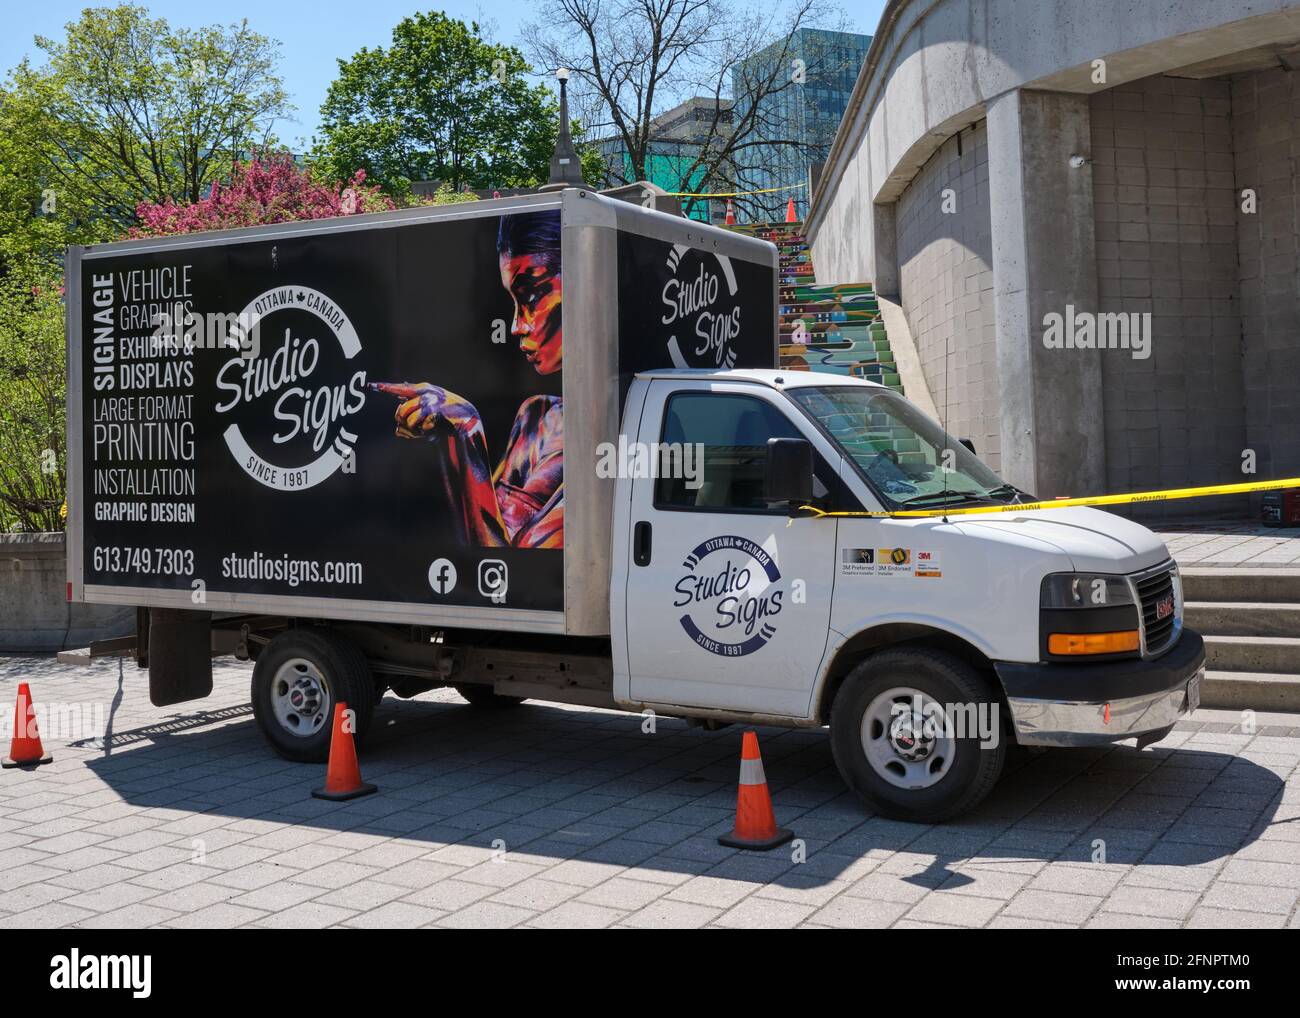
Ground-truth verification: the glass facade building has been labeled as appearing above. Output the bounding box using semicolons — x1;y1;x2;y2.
731;28;872;221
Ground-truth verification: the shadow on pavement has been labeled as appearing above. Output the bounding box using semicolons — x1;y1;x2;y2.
70;686;1285;889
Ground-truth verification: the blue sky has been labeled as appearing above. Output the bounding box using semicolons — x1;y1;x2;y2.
2;2;886;150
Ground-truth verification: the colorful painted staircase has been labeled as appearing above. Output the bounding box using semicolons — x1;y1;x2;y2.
727;220;903;394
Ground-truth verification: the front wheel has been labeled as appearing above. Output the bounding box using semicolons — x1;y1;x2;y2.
830;647;1006;823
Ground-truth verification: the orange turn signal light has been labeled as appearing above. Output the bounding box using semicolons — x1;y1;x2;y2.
1048;630;1140;655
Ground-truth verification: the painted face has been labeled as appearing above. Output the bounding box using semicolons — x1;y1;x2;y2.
499;252;562;375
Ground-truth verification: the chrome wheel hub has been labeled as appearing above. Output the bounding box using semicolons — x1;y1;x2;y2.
271;658;331;738
888;710;934;761
861;686;956;790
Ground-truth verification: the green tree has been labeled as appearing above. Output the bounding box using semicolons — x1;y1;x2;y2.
0;261;66;532
2;4;290;259
314;12;585;196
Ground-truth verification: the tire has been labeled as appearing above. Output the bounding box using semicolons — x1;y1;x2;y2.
454;684;526;709
830;647;1006;823
251;628;376;762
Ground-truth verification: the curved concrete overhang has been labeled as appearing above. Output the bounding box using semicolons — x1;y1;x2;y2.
807;0;1300;247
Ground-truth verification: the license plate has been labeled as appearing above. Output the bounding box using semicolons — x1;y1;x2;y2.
1185;671;1202;713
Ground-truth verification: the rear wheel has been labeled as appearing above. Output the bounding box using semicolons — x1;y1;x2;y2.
830;647;1005;822
251;629;375;762
454;684;526;709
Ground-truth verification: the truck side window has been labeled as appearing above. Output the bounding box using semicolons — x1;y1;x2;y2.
655;392;811;512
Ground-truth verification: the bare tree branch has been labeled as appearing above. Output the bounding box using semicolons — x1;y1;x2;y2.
527;0;851;219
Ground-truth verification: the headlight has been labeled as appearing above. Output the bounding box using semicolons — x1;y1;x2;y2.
1040;573;1135;609
1040;572;1140;658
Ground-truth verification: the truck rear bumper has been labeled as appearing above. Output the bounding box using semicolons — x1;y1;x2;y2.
994;630;1206;748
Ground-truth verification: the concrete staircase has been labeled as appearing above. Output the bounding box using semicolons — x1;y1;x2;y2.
1182;569;1300;711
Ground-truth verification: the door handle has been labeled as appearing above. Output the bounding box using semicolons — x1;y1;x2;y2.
633;521;652;566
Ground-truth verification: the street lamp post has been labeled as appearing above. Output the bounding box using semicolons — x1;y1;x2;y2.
540;67;585;191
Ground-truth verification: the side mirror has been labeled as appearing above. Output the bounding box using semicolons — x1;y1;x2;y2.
765;437;814;511
959;438;976;454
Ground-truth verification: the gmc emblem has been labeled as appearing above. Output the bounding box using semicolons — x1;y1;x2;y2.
1155;594;1175;620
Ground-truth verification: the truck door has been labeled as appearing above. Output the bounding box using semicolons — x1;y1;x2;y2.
623;380;838;717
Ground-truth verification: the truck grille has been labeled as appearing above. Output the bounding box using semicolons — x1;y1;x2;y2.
1133;563;1179;656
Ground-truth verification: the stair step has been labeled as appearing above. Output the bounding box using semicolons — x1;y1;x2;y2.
1179;568;1300;603
1203;634;1300;674
1184;601;1300;637
738;218;906;396
1201;670;1300;712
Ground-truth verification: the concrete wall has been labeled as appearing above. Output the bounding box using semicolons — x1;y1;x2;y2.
808;0;1300;279
1090;76;1247;507
1232;66;1300;482
0;533;133;653
987;89;1106;498
805;0;1300;515
894;123;1001;468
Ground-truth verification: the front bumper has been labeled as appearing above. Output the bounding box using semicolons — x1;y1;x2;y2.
995;630;1206;748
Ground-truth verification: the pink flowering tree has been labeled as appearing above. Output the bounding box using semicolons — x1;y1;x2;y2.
131;153;395;237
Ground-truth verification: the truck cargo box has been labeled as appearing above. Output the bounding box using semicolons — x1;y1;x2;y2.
66;189;778;637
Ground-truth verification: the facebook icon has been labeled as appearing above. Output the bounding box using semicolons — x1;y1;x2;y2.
427;558;457;595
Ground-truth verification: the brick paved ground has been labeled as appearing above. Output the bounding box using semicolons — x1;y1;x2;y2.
1160;522;1300;568
0;654;1298;929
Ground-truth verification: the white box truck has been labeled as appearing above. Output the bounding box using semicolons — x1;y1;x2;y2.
66;188;1205;821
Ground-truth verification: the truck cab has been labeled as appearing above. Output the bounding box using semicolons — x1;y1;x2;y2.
609;368;1205;821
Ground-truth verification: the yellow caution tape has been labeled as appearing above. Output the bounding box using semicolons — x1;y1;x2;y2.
799;476;1300;519
665;182;807;198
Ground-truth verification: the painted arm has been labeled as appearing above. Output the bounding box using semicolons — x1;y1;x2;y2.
370;382;510;546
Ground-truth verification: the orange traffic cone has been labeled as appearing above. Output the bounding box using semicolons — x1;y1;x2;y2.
724;198;736;225
3;682;53;768
312;702;376;800
718;731;792;851
785;197;797;223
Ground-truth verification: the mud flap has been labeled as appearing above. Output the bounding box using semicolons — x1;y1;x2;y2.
147;608;213;707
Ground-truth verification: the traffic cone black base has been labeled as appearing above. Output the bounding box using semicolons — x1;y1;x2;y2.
2;750;53;769
312;780;377;801
718;827;793;852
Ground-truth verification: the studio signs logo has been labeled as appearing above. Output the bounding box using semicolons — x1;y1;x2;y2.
215;286;367;491
674;535;784;657
661;244;743;370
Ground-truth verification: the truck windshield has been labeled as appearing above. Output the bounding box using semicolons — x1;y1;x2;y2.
787;385;1026;510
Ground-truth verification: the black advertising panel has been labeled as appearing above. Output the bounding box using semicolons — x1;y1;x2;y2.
79;210;564;613
616;231;776;405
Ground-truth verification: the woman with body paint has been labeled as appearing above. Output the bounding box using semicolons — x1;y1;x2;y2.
371;210;563;548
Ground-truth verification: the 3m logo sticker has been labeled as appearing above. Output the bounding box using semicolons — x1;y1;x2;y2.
841;548;874;575
843;546;918;577
884;547;910;566
915;550;942;577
